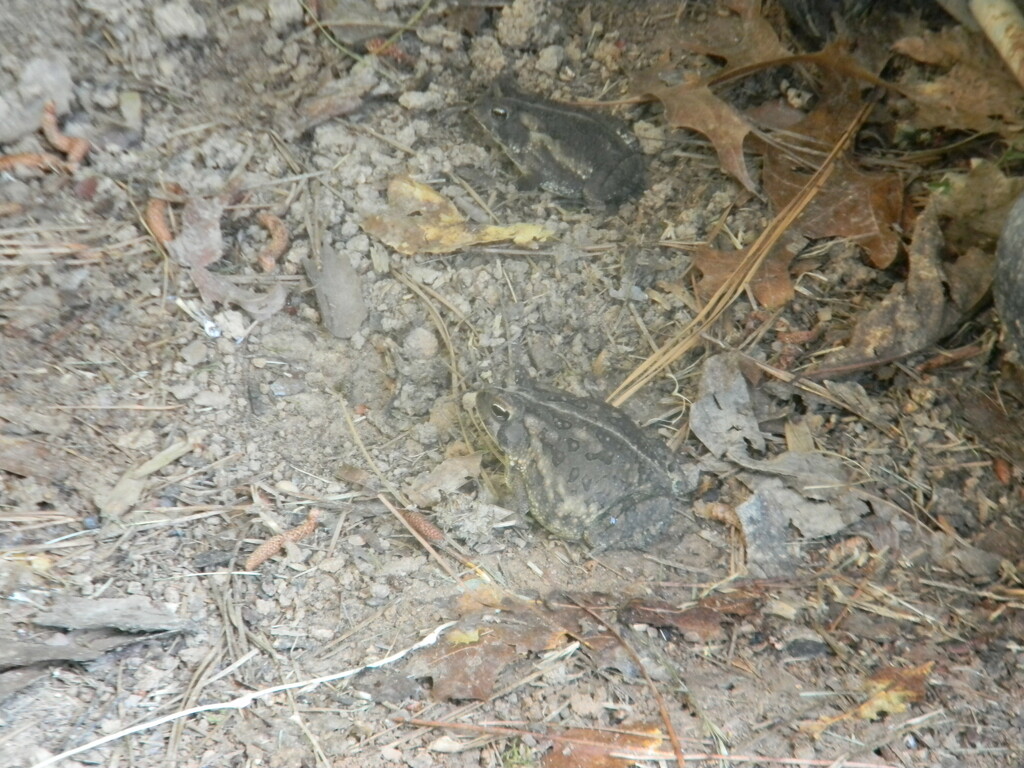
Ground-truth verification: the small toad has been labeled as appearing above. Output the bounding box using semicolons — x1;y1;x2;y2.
472;79;644;208
477;383;697;550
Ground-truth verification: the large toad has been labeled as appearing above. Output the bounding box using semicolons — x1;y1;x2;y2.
472;79;645;208
477;383;697;550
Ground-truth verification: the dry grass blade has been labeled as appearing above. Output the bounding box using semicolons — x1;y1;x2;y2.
609;101;872;408
28;622;456;768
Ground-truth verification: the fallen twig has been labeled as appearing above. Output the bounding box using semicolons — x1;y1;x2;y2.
28;620;456;768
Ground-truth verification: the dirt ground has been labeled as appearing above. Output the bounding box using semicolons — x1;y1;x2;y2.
2;1;1023;767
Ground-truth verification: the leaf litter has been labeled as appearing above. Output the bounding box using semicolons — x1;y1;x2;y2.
813;201;993;375
166;193;288;322
6;2;1024;767
361;175;553;255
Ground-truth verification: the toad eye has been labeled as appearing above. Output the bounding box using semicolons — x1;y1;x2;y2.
490;106;509;120
490;402;512;422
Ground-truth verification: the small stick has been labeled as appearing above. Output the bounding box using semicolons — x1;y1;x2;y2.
29;620;456;768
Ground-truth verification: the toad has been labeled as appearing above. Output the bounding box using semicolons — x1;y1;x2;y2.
477;383;697;550
472;80;645;208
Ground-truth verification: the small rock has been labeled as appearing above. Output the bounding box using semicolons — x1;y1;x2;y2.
398;88;444;111
153;1;208;40
18;57;73;113
403;327;438;359
497;0;546;48
194;389;231;408
267;0;303;30
270;377;306;398
167;381;199;401
0;57;72;143
180;339;207;367
468;36;506;82
237;5;264;22
536;45;565;74
633;120;665;156
119;91;143;131
319;556;347;573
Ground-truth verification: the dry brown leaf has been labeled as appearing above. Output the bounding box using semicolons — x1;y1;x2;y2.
894;26;1024;136
801;661;933;738
759;71;903;269
620;600;728;643
894;25;973;66
673;0;790;74
640;15;890;198
764;152;903;268
543;726;666;768
814;201;991;375
428;632;517;701
633;69;757;192
406;453;484;508
693;244;795;308
361;176;553;255
854;662;933;720
455;582;509;613
424;614;570;700
167;195;287;321
638;3;775;193
932;160;1024;252
418;587;582;701
897;25;1024;136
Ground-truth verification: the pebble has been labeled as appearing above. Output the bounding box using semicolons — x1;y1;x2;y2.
267;0;303;30
403;327;438;360
0;57;72;143
19;57;73;113
180;339;207;367
398;89;444;111
153;1;208;40
167;382;198;401
194;389;231;408
536;45;565;74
